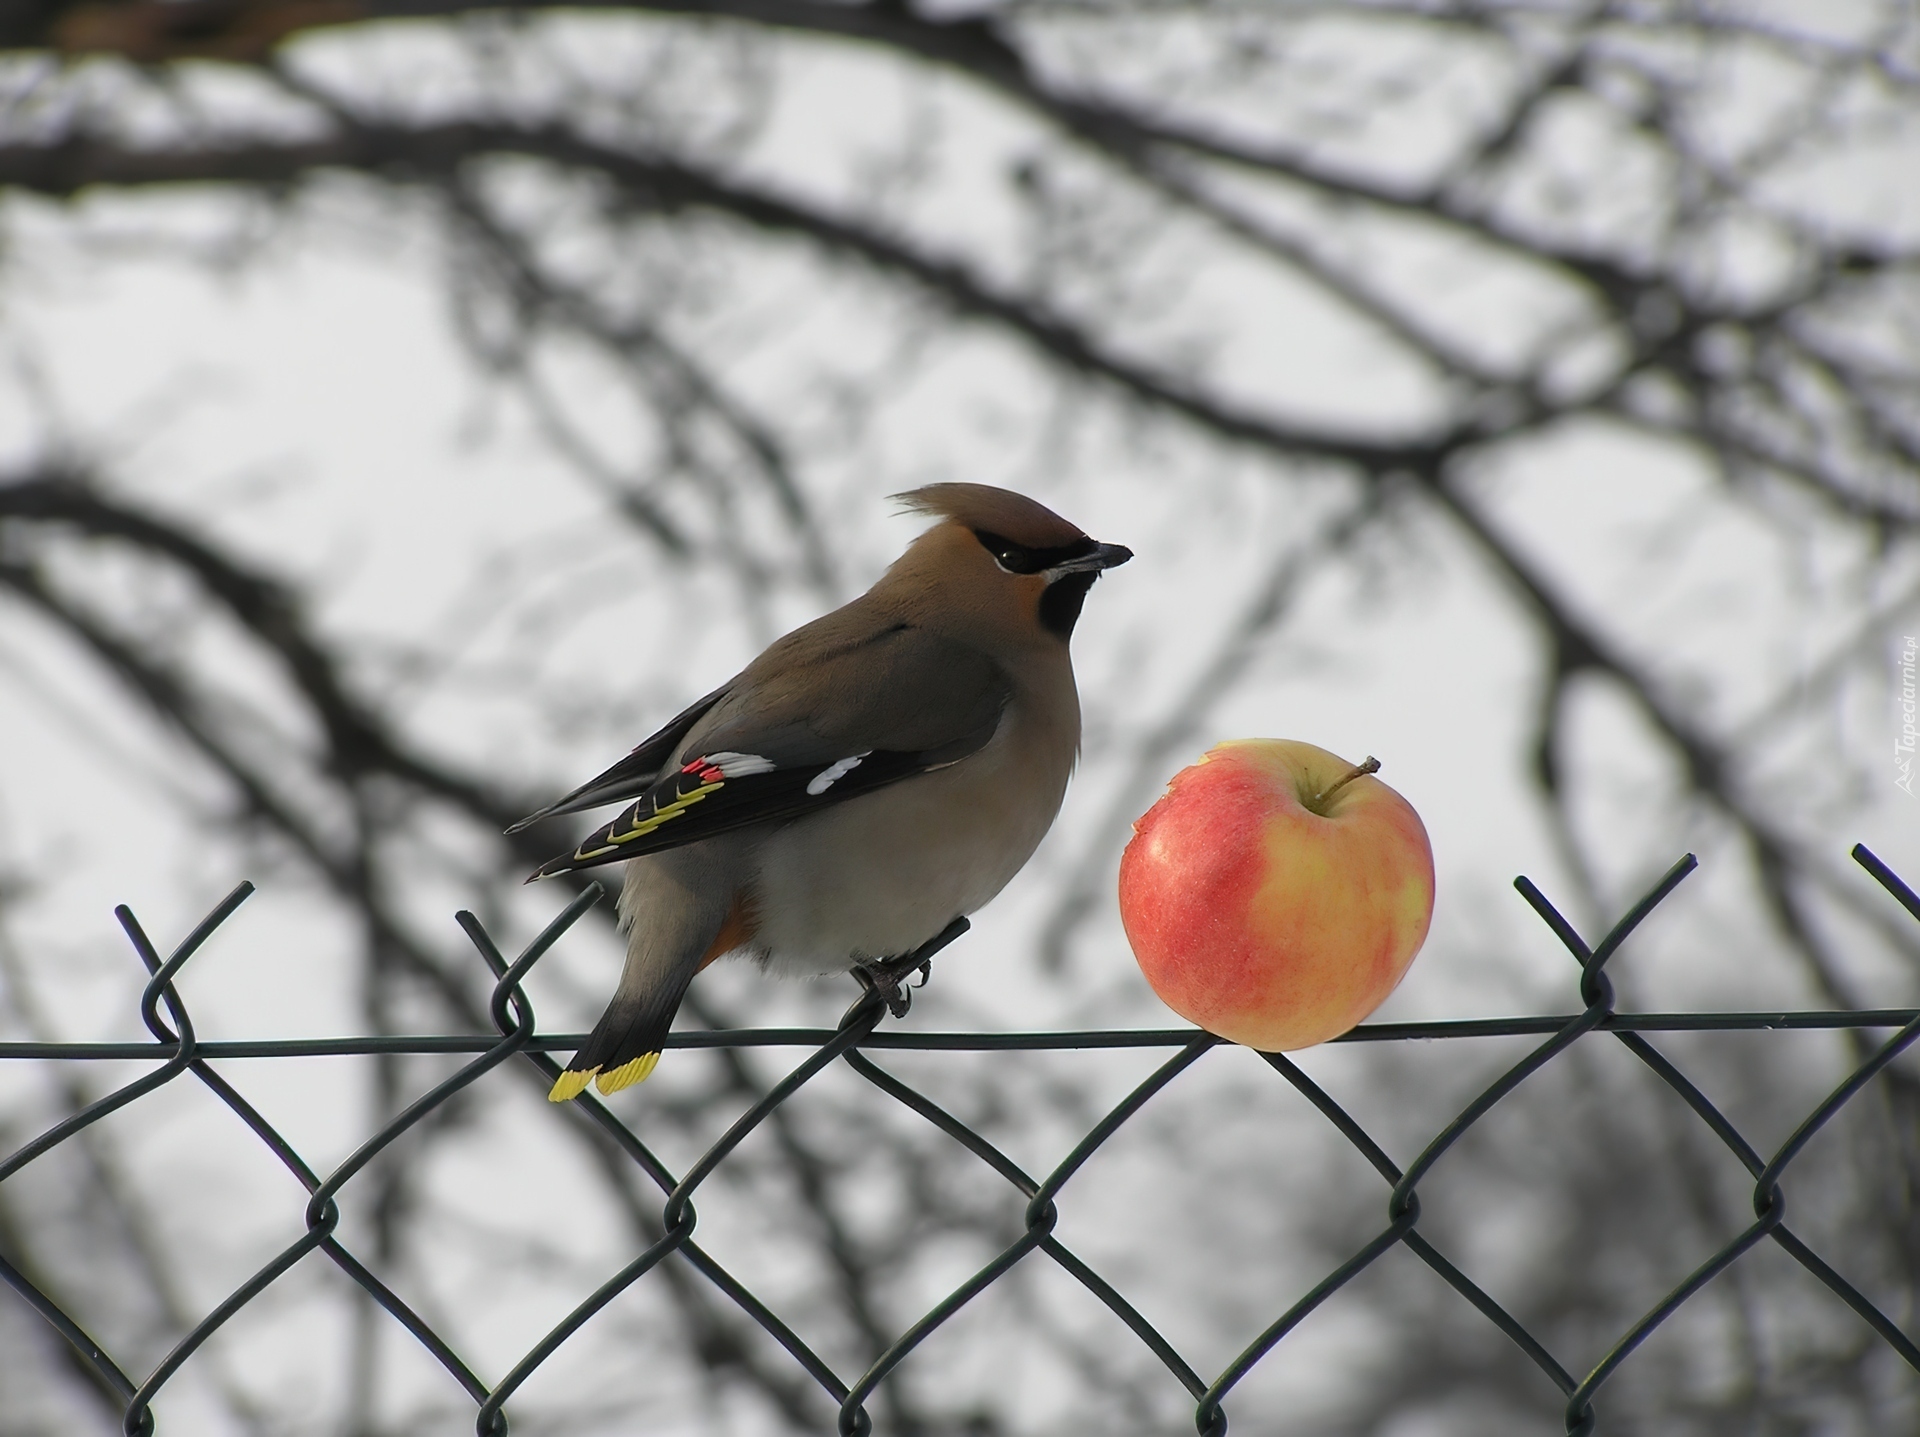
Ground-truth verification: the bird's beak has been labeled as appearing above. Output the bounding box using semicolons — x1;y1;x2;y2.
1045;541;1133;581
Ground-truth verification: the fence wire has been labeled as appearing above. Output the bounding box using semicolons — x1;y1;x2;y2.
3;844;1919;1436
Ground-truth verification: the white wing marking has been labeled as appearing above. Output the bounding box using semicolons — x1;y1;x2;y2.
807;752;870;796
705;751;777;778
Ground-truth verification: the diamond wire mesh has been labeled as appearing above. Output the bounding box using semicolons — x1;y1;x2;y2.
2;844;1918;1436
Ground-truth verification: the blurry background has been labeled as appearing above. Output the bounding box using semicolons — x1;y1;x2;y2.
1;1;1919;1433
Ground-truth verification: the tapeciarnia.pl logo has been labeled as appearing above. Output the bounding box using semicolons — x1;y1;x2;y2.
1899;636;1917;797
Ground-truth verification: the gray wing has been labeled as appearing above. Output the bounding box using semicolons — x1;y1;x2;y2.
528;624;1012;877
690;621;1011;766
505;682;731;834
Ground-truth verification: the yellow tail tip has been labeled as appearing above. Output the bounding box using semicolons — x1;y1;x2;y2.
595;1052;661;1095
548;1068;598;1102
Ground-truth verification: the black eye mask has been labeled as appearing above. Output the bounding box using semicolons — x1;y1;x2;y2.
972;529;1098;574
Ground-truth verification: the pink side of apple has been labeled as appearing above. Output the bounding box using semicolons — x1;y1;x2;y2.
1118;739;1435;1051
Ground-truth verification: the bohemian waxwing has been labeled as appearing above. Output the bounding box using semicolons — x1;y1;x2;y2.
514;484;1131;1100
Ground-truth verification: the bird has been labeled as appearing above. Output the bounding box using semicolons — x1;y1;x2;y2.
512;483;1132;1101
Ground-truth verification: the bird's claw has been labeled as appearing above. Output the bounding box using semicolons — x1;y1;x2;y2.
853;954;930;1018
884;975;914;1020
851;915;968;1021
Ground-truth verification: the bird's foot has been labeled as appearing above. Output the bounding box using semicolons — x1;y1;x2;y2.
851;916;970;1020
853;956;928;1018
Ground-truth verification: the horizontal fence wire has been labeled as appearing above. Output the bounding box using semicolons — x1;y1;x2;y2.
0;844;1917;1435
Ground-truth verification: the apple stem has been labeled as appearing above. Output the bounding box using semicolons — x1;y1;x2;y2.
1315;756;1381;810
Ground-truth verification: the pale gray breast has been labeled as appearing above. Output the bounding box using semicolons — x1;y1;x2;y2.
747;690;1078;976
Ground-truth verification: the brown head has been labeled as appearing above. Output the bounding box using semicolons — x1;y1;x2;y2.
884;483;1132;643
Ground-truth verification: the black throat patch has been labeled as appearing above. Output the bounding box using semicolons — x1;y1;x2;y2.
1039;570;1098;639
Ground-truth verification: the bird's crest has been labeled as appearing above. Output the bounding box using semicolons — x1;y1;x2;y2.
894;483;1086;550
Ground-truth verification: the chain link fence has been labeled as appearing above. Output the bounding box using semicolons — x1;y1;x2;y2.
3;845;1918;1436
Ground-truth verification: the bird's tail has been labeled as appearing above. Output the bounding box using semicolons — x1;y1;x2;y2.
549;979;688;1100
549;845;751;1102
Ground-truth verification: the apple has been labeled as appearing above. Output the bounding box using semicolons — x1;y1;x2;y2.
1118;739;1433;1051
